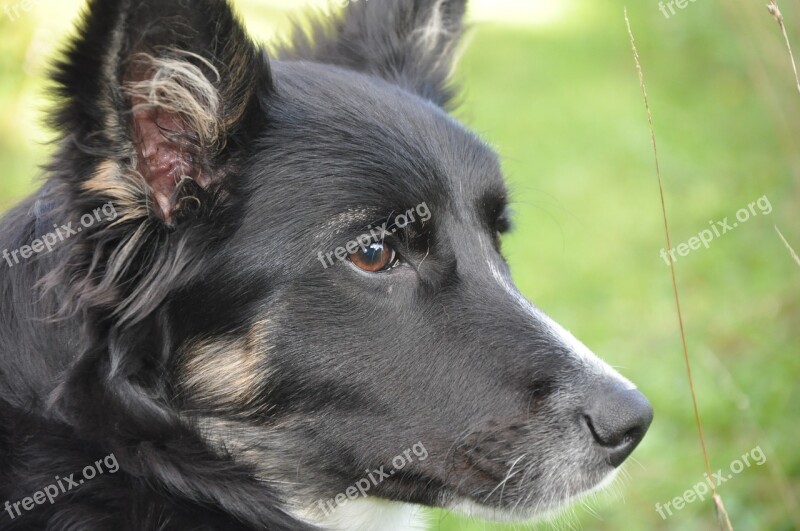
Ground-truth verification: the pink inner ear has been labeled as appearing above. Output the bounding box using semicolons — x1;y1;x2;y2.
132;99;195;221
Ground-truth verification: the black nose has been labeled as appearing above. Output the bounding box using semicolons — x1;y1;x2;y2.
583;381;653;467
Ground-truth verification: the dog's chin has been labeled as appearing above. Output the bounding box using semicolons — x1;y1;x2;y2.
446;467;620;524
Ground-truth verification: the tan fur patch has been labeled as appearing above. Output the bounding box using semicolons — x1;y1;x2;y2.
82;160;148;223
179;320;271;413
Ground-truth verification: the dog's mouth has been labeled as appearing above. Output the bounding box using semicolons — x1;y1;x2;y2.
299;448;619;527
443;466;621;523
341;435;622;523
433;446;620;521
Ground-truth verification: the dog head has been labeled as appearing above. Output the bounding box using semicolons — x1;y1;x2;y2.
49;0;652;526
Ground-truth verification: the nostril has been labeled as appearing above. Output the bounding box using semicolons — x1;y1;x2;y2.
583;383;654;467
583;413;638;448
583;414;602;445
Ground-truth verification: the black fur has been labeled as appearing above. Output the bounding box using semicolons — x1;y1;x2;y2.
0;1;651;529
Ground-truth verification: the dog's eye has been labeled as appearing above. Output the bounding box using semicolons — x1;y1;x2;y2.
349;242;398;273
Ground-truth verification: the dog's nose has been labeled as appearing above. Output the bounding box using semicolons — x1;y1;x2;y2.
583;381;653;467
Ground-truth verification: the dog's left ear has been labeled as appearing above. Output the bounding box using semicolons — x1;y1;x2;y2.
52;0;270;224
278;0;468;109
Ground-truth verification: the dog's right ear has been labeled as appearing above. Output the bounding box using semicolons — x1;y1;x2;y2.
51;0;271;225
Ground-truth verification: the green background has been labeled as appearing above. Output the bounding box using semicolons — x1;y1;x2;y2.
1;0;798;529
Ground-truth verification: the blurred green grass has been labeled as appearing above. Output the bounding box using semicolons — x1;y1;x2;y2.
1;1;798;530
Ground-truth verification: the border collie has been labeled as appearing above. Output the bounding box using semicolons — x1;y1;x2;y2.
0;0;653;529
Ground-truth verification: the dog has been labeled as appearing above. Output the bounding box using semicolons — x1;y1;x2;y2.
0;0;653;529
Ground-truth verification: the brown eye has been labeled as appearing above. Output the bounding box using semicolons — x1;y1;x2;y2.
349;242;398;273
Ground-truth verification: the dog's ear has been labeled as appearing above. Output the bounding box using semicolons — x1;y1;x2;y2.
277;0;468;108
52;0;270;224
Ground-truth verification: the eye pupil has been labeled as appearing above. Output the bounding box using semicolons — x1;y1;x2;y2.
350;242;397;272
364;243;382;261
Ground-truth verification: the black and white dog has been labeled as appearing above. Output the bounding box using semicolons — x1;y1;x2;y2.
0;0;653;529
